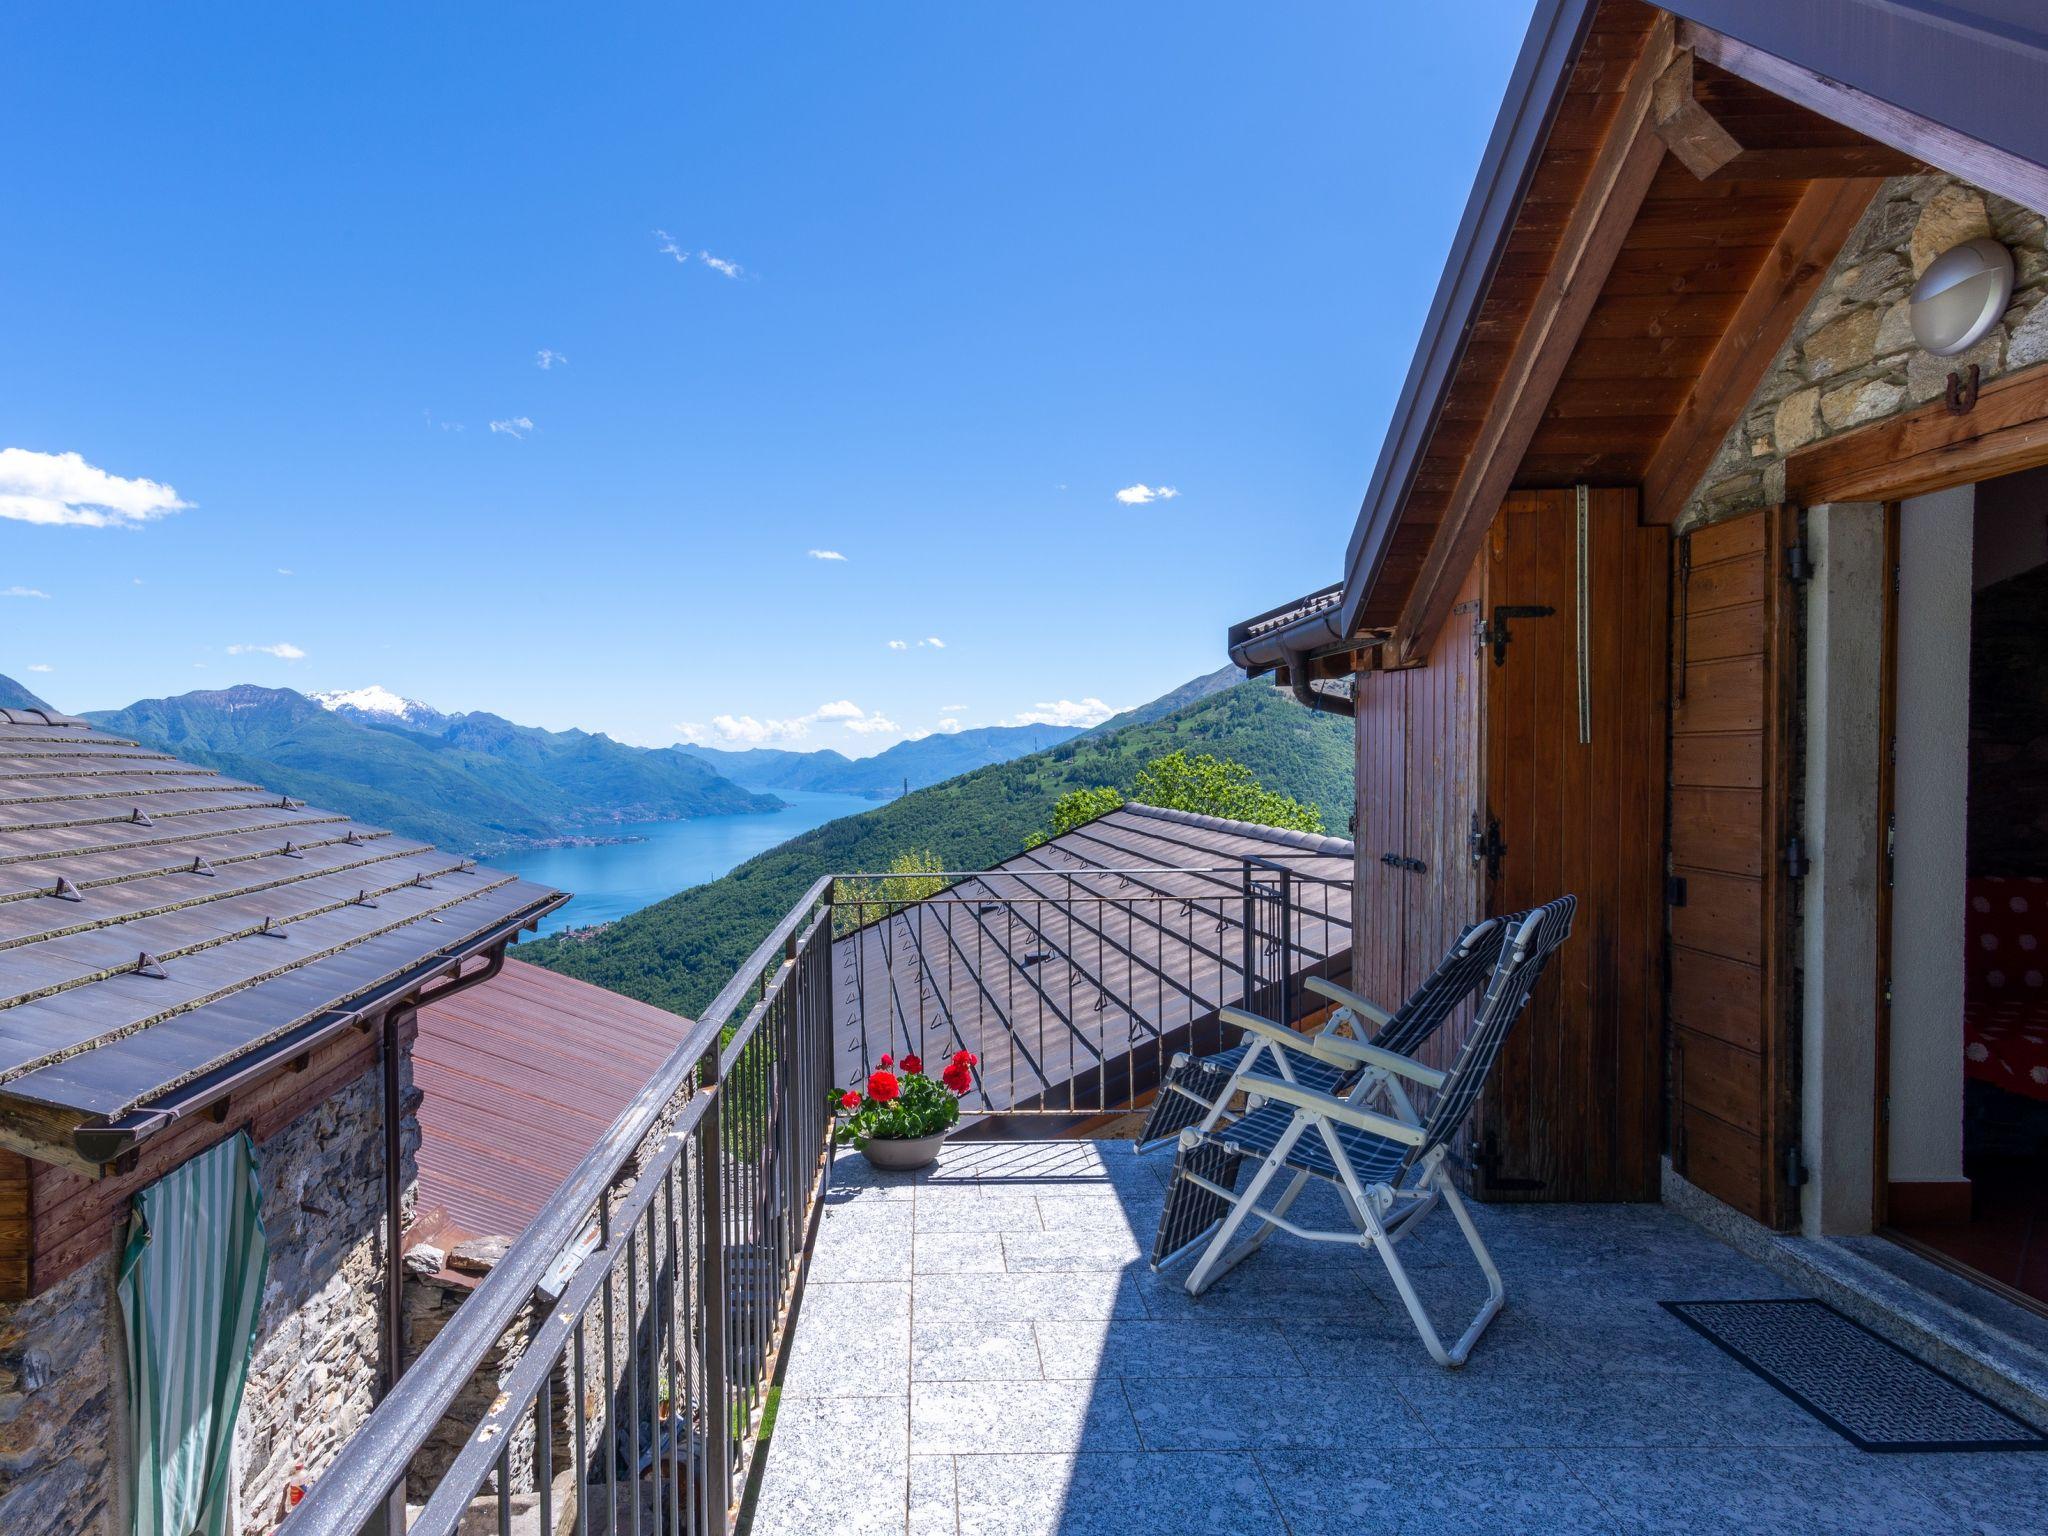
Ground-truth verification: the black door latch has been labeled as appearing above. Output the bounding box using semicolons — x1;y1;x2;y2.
1480;603;1557;666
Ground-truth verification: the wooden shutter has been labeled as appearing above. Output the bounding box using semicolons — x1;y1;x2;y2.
1352;665;1409;1013
1667;504;1801;1229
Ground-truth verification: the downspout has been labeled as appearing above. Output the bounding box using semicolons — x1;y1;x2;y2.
1285;650;1357;718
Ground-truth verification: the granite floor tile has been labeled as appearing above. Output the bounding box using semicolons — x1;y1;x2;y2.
1032;1195;1150;1238
749;1394;907;1536
826;1152;926;1202
1571;1448;1931;1535
907;1454;957;1536
1001;1228;1144;1272
1036;1318;1306;1380
913;1233;1007;1275
910;1379;1140;1455
1135;1258;1376;1323
950;1451;1282;1536
912;1318;1043;1382
1122;1373;1432;1452
914;1194;1046;1235
1256;1447;1619;1536
779;1281;912;1396
812;1205;917;1282
1882;1450;2048;1536
914;1270;1146;1321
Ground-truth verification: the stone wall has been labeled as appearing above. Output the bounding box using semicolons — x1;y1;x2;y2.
0;1052;417;1536
1677;174;2048;536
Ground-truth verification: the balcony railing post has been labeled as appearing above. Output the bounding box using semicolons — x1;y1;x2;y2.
697;1046;732;1528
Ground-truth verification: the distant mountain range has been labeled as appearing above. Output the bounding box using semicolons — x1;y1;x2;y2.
676;722;1083;797
71;683;780;856
1;672;1121;858
526;674;1354;1018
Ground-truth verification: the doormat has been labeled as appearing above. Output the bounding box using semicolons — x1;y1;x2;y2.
1663;1298;2048;1453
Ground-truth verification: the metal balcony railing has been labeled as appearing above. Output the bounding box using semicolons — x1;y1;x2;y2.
281;859;1350;1535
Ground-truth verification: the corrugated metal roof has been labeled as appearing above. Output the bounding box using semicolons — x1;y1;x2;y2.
831;804;1353;1114
410;958;689;1246
0;715;563;1152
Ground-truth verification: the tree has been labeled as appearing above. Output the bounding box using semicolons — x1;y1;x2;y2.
1050;785;1123;836
832;848;949;934
1131;749;1323;833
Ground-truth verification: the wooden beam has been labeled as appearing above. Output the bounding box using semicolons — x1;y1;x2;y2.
1786;361;2048;505
0;1151;28;1302
1641;176;1882;524
1682;21;2048;213
1392;19;1675;659
1653;52;1922;183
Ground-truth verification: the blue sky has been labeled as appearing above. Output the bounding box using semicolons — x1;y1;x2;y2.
2;1;1535;752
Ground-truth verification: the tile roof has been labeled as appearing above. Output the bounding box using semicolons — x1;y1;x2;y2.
410;958;689;1248
0;713;563;1161
831;803;1353;1114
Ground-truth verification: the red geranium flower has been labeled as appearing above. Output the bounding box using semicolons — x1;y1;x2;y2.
867;1070;901;1102
879;1053;894;1068
839;1089;861;1110
951;1050;979;1068
901;1053;924;1075
941;1062;972;1095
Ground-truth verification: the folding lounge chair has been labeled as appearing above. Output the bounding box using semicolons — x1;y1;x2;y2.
1133;915;1513;1153
1152;897;1576;1368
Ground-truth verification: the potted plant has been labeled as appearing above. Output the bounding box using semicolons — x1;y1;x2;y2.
834;1051;977;1171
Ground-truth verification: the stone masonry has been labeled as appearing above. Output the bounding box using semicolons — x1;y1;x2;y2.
1678;173;2048;536
0;1055;418;1536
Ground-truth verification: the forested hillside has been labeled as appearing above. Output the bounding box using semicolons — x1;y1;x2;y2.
523;678;1353;1016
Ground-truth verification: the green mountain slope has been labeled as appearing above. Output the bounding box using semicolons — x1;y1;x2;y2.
85;685;778;855
523;679;1354;1017
0;673;56;712
675;722;1081;796
1085;664;1243;733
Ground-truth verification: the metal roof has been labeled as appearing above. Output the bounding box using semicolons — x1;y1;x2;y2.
831;804;1353;1115
1237;0;2048;658
410;958;689;1247
0;714;563;1163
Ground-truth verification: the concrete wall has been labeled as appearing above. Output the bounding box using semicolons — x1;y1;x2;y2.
1798;503;1886;1237
1889;488;1975;1190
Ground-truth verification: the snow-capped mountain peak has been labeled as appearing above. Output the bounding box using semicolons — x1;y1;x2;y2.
310;685;449;728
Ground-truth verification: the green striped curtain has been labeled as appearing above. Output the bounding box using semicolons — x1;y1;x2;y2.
118;1131;270;1536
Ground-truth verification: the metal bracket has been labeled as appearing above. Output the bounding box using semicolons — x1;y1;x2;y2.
1482;604;1557;666
1944;363;1980;415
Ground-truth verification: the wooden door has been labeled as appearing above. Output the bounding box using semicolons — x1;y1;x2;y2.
1478;488;1669;1201
1352;665;1409;1012
1667;505;1801;1228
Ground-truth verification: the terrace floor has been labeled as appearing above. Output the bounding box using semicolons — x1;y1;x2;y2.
748;1139;2045;1535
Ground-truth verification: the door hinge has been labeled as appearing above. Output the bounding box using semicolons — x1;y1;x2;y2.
1469;814;1505;882
1480;603;1557;667
1784;1143;1810;1190
1783;833;1810;881
1379;852;1426;874
1666;875;1688;908
1785;540;1814;583
1884;813;1895;889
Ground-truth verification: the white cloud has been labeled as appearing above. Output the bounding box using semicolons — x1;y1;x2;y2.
489;416;534;439
27;663;52;673
936;718;961;734
0;448;191;529
654;229;689;263
922;636;945;649
3;585;49;599
1012;698;1119;728
277;568;293;577
699;251;744;279
807;548;847;562
1114;483;1180;506
226;641;306;661
940;703;966;712
887;639;909;651
536;348;567;369
676;698;894;745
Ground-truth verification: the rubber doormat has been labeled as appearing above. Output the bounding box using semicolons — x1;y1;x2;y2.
1663;1298;2048;1453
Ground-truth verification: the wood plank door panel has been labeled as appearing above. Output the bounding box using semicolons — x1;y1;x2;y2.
1667;504;1800;1229
1352;664;1409;1016
1479;488;1669;1202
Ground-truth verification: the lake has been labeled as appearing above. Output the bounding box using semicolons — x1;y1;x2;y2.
487;789;879;936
